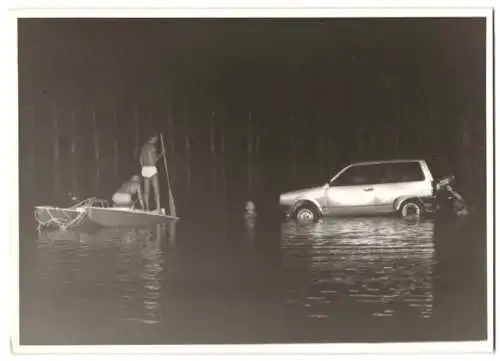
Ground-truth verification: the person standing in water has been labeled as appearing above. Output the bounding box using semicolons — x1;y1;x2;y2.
140;133;163;212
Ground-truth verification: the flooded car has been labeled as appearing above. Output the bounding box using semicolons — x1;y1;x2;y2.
279;159;436;222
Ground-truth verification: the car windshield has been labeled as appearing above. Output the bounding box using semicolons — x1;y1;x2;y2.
331;164;382;186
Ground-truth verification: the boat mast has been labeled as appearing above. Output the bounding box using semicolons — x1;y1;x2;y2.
160;133;177;217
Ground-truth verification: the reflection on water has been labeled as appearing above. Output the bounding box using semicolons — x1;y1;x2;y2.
281;218;435;321
20;208;485;344
31;223;177;342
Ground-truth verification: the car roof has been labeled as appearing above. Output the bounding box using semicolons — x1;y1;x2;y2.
349;159;425;166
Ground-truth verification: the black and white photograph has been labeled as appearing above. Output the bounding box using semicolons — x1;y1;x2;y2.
9;4;494;356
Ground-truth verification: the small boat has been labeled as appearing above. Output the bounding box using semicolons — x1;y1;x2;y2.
86;207;179;228
35;203;178;229
34;133;179;230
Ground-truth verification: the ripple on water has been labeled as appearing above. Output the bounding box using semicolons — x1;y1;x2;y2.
281;217;436;321
29;225;173;338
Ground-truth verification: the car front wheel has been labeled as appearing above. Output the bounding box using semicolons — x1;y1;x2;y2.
293;204;319;223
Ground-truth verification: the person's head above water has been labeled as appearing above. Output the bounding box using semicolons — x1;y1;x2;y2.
245;200;256;214
148;133;159;143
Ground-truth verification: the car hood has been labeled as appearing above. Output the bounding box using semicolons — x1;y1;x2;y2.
279;185;325;204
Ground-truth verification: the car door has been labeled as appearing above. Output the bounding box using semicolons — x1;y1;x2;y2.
325;164;381;215
372;162;430;213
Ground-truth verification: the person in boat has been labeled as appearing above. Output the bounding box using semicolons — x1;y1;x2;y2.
139;133;164;212
112;175;145;209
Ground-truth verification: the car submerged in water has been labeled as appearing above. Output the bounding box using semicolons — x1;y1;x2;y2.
279;159;438;222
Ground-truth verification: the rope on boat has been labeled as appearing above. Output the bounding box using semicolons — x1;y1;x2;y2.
34;197;109;229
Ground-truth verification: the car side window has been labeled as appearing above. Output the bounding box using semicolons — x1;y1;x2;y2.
380;162;425;183
332;164;383;186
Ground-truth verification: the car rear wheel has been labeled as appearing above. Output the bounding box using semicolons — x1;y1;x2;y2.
400;200;424;219
293;204;319;223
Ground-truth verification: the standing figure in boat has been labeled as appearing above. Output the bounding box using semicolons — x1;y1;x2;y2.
112;175;145;209
140;133;163;212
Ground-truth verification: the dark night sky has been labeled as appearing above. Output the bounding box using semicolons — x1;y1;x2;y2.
18;18;484;114
17;17;486;203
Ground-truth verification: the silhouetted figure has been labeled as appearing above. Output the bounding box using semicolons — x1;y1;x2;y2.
433;174;466;222
140;134;163;212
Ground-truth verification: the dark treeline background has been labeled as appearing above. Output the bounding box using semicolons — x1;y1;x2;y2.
18;18;486;215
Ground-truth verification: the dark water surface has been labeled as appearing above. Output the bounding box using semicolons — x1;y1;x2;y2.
19;181;487;345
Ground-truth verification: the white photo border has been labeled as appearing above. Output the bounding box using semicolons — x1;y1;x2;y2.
5;2;495;357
